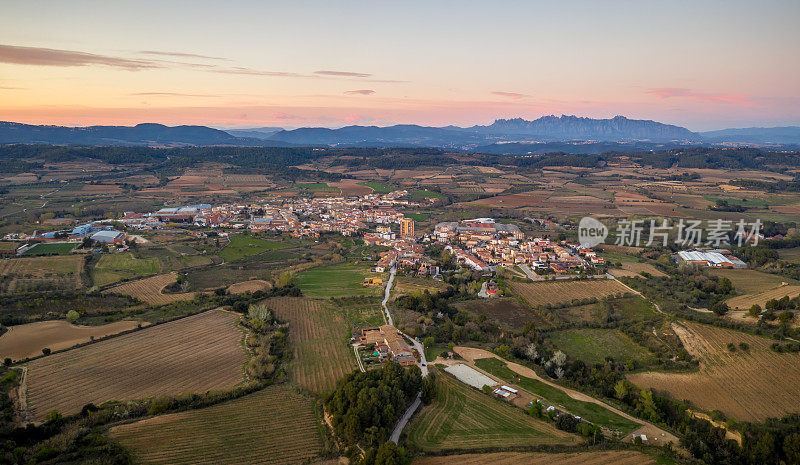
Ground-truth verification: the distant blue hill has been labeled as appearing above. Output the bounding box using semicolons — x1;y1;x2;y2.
700;127;800;145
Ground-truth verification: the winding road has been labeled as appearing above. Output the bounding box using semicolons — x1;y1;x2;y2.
380;266;428;443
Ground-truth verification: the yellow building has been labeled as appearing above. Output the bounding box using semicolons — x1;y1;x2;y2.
400;218;415;237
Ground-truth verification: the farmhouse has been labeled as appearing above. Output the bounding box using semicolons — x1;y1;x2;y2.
359;325;415;366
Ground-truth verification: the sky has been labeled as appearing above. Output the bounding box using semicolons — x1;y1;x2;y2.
1;0;799;131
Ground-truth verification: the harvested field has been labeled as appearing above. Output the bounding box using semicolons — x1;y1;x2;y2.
24;310;245;421
710;268;797;295
509;279;629;308
609;262;667;279
110;385;322;465
0;319;143;360
725;285;800;310
266;297;356;395
0;255;84;293
412;450;655;465
628;321;800;421
407;372;576;451
393;276;448;296
227;279;272;294
103;272;197;306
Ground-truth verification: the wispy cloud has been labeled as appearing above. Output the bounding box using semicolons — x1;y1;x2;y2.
0;44;159;70
315;70;371;78
139;50;228;61
344;89;375;95
646;88;755;107
130;92;219;97
492;91;527;100
212;66;306;78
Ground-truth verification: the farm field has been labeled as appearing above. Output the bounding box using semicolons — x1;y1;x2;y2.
609;262;667;279
547;328;654;366
91;252;160;287
21;242;77;256
628;321;800;421
110;385;322;465
709;268;797;295
218;235;294;263
509;279;629;308
407;371;577;451
412;450;656;465
473;356;640;434
0;254;84;293
0;319;143;360
103;272;197;306
226;279;271;294
778;247;800;264
455;297;547;328
725;285;800;310
24;310;245;421
393;276;448;296
296;262;382;298
265;297;357;395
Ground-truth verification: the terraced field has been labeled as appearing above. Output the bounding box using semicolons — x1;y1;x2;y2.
407;372;576;451
24;310;245;421
110;385;322;465
725;284;800;310
629;321;800;421
103;272;197;305
412;450;656;465
509;279;629;307
265;297;357;395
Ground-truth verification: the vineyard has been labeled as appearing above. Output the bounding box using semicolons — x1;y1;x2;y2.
266;297;356;395
412;451;656;465
407;372;576;451
0;255;84;293
103;272;197;306
509;279;629;308
24;310;245;421
110;385;322;465
628;321;800;421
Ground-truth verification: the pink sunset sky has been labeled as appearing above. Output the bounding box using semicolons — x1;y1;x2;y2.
1;1;798;131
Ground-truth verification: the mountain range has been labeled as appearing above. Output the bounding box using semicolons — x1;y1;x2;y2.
1;116;797;150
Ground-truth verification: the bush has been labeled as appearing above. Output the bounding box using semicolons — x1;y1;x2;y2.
66;310;79;322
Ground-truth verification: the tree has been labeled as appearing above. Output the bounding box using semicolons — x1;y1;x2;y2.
524;343;538;361
423;336;434;348
373;441;407;465
784;433;800;465
555;413;578;432
66;310;79;322
749;304;762;318
711;301;729;316
778;311;794;323
42;347;51;355
614;380;629;401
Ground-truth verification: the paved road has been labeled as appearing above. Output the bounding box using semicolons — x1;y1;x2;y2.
517;264;540;281
382;266;428;443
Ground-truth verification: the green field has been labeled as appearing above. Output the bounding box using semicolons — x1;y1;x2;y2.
405;212;430;221
357;181;394;193
408;189;446;201
296;262;382;298
110;386;323;465
408;372;575;451
547;328;654;366
703;196;770;207
296;182;338;192
0;242;19;253
219;235;294;262
91;252;161;286
21;242;77;256
474;357;640;435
